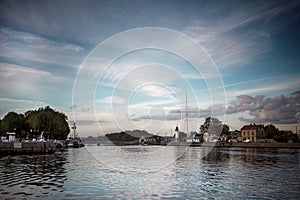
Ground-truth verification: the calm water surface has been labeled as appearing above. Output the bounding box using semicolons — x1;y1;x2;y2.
0;146;299;199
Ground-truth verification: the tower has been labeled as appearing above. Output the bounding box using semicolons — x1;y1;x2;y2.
71;121;77;138
175;125;179;142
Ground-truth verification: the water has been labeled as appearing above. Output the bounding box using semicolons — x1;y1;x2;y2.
0;146;300;199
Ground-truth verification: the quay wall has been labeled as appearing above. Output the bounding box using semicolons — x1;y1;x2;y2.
168;142;300;148
0;141;57;155
227;142;300;148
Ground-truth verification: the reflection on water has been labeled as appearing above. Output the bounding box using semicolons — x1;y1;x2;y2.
0;146;299;199
0;152;67;198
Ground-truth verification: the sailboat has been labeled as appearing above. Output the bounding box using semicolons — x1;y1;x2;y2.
184;92;201;146
65;122;84;148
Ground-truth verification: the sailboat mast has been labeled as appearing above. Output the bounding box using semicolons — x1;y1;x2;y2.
186;92;188;135
72;121;76;138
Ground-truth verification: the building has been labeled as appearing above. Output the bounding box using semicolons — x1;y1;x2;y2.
203;132;215;142
186;132;200;143
229;130;242;142
241;124;265;142
175;125;179;142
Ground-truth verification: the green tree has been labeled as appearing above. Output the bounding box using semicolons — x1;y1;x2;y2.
0;112;25;138
200;117;228;135
264;124;278;139
1;106;70;140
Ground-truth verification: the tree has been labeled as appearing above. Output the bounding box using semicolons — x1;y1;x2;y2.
264;124;278;139
200;117;228;135
1;106;70;140
0;112;25;138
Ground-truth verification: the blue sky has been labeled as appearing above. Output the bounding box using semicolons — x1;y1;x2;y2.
0;0;299;136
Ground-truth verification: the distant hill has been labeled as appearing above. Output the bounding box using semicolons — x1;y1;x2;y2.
105;130;153;143
83;130;155;145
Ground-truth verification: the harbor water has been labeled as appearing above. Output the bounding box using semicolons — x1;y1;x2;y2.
0;146;300;199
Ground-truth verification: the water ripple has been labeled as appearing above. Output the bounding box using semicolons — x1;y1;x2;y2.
0;147;299;199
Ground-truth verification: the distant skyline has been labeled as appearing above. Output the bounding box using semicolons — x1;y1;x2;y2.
1;0;299;136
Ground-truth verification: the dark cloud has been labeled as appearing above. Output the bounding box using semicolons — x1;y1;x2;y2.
230;91;300;124
69;104;90;112
130;105;226;121
130;91;300;124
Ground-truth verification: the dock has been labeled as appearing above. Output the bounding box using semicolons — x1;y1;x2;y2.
0;141;57;155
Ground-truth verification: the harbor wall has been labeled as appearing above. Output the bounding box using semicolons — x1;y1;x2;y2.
0;141;57;155
227;142;300;148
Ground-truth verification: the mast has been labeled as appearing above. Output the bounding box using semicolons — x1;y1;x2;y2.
186;92;189;135
71;121;76;138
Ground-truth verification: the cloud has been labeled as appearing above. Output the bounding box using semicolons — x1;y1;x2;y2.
228;91;300;124
130;91;300;125
0;97;45;105
96;96;126;105
226;79;300;98
131;103;226;122
0;62;70;100
99;63;184;99
184;1;299;68
69;104;90;112
0;27;85;68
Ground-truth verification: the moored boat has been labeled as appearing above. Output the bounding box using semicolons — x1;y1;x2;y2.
65;122;84;148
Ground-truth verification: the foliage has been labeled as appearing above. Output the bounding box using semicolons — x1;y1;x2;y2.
0;112;26;137
0;106;70;140
105;132;138;145
200;117;229;135
264;124;278;139
106;130;152;142
274;130;299;143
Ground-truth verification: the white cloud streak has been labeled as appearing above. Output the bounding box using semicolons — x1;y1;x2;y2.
96;96;126;105
184;1;299;68
0;97;45;105
0;62;70;98
0;27;84;68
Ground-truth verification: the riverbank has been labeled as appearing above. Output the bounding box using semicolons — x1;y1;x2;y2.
154;141;300;148
86;141;300;148
225;142;300;148
179;142;300;148
0;141;57;155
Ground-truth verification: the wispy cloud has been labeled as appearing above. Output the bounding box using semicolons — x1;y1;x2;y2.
96;96;126;105
128;98;178;111
184;1;299;68
226;79;300;98
0;27;85;68
0;97;45;105
0;62;70;99
69;104;90;112
130;90;300;125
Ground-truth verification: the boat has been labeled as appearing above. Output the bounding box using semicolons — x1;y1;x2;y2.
65;122;85;148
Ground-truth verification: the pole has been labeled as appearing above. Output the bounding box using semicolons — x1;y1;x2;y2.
186;92;188;135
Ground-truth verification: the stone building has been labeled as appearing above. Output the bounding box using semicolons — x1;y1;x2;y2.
241;124;265;142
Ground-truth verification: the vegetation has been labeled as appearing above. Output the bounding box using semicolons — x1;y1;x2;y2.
0;106;70;140
200;117;230;135
263;124;299;142
106;132;139;142
105;130;152;142
264;124;279;139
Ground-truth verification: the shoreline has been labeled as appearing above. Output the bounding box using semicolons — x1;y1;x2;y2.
169;142;300;148
85;141;300;149
0;141;57;156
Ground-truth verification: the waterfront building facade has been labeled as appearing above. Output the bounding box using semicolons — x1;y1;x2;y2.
241;124;265;142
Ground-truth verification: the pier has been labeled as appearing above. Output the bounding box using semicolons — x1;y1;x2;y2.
0;141;57;155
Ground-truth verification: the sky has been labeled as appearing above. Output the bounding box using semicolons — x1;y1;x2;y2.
0;0;299;137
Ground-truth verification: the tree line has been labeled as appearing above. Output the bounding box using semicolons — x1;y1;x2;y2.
199;117;299;143
0;106;70;140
